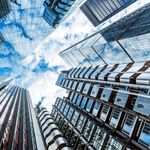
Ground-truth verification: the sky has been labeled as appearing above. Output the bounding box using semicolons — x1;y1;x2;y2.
0;0;149;111
8;7;96;111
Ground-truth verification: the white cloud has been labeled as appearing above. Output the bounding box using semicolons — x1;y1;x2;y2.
15;8;95;111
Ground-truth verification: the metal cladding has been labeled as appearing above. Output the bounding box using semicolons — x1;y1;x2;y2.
38;108;71;150
51;60;150;150
0;81;45;149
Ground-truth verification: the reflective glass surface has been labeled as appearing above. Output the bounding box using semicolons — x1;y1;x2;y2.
86;99;94;112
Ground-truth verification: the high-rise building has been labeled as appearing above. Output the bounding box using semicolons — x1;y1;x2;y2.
0;0;12;20
0;79;46;149
80;0;137;27
100;2;150;42
48;1;150;150
50;60;150;150
59;2;150;67
37;108;71;150
43;0;87;27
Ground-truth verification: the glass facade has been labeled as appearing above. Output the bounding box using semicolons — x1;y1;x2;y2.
80;0;137;27
43;0;86;27
59;3;150;67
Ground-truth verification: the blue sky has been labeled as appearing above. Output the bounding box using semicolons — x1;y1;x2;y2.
0;0;149;111
0;3;96;110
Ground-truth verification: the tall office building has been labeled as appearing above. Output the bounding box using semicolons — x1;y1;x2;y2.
100;2;150;42
48;1;150;150
80;0;137;27
51;60;150;150
43;0;87;27
0;0;12;20
0;79;46;149
37;108;71;150
59;2;150;67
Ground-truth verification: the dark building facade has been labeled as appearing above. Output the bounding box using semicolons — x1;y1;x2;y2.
80;0;137;27
100;3;150;42
43;0;84;27
0;0;12;20
51;60;150;150
0;80;45;149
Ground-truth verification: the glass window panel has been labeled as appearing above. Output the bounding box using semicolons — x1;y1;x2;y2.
92;101;101;116
133;95;150;116
76;114;87;132
93;41;131;64
122;114;136;136
71;81;78;90
71;110;79;126
139;121;150;148
109;108;122;128
100;105;110;122
98;65;114;80
90;85;100;98
76;95;82;106
100;88;112;102
84;67;96;79
114;91;129;108
76;82;84;92
80;96;88;109
86;99;94;112
72;93;78;104
83;83;91;95
119;33;150;62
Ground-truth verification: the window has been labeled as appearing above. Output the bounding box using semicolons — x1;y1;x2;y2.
77;82;84;92
80;96;88;109
114;91;129;108
133;96;150;116
92;102;101;116
100;88;112;102
67;107;74;121
139;121;150;148
76;114;87;133
72;93;78;104
60;102;66;112
83;120;95;141
83;83;91;94
90;85;100;98
86;99;94;112
109;109;121;128
92;127;107;150
100;105;110;121
122;114;136;136
71;110;79;126
76;95;82;106
63;104;69;116
71;81;78;90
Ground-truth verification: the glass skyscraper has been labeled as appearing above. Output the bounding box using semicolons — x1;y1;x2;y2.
80;0;137;27
43;0;87;27
48;1;150;150
0;0;85;76
0;79;46;149
59;3;150;67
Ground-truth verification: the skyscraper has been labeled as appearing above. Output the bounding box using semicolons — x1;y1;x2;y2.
48;1;150;150
43;0;87;27
80;0;137;27
51;60;150;150
0;0;12;20
59;2;150;67
37;108;71;150
0;79;45;149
